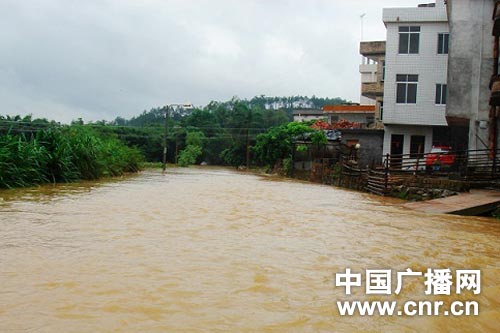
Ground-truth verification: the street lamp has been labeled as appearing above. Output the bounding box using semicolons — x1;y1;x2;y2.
354;143;361;161
163;103;193;172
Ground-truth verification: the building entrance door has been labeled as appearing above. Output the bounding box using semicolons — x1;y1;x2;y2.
390;134;404;168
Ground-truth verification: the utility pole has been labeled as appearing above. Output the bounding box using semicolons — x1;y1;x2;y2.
245;108;252;171
162;103;193;173
162;106;169;173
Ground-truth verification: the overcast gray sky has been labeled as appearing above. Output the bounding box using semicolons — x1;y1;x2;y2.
0;0;424;123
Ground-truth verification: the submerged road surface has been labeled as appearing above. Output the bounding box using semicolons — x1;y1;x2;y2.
0;168;499;332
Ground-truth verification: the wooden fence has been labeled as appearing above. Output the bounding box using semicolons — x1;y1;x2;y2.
302;148;500;196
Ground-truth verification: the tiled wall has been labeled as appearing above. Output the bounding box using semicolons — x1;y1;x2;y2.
383;21;449;126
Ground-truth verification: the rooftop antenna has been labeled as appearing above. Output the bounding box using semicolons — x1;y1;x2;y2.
360;13;366;41
360;13;366;64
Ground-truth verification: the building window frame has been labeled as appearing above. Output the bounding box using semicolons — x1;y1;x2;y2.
398;26;420;54
396;74;418;104
381;60;386;82
435;83;447;105
437;32;449;54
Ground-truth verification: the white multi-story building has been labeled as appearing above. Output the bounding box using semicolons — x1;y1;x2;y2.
382;1;449;158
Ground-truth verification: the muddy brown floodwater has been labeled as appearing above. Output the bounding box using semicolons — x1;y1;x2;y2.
0;168;499;332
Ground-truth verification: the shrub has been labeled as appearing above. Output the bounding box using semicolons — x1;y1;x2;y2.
178;145;202;167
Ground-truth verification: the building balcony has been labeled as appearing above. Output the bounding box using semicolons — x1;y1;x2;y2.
493;1;500;36
359;41;386;56
490;75;500;106
361;81;384;99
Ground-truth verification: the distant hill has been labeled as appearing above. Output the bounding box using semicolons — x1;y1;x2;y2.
112;95;351;127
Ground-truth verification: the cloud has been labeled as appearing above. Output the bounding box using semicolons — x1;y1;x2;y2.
0;0;424;122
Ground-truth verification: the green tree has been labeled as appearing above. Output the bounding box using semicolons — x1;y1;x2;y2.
178;146;202;167
253;122;325;167
178;131;205;167
186;131;206;147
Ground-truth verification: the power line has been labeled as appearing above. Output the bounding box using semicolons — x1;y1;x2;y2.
0;120;273;132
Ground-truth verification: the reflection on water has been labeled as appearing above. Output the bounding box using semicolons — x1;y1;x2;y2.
0;168;499;332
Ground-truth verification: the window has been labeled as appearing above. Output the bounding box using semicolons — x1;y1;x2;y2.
366;115;374;123
435;84;447;105
330;115;339;122
410;135;425;159
396;74;418;104
437;33;449;54
381;60;386;81
399;26;420;54
379;101;384;120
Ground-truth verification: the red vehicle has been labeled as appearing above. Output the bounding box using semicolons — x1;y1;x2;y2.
425;146;456;170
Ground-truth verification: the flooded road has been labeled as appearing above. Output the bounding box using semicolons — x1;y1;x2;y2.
0;168;499;332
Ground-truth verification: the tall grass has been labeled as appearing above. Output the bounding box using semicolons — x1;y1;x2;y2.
0;126;143;189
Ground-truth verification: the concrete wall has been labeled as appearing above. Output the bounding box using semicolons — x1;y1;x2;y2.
328;113;374;124
342;129;384;167
293;115;326;122
446;0;495;150
360;96;376;105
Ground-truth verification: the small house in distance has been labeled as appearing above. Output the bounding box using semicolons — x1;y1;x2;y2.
292;109;325;122
323;104;377;128
321;104;383;167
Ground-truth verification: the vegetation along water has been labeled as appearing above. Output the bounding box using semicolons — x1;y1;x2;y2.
0;117;143;188
1;96;342;188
